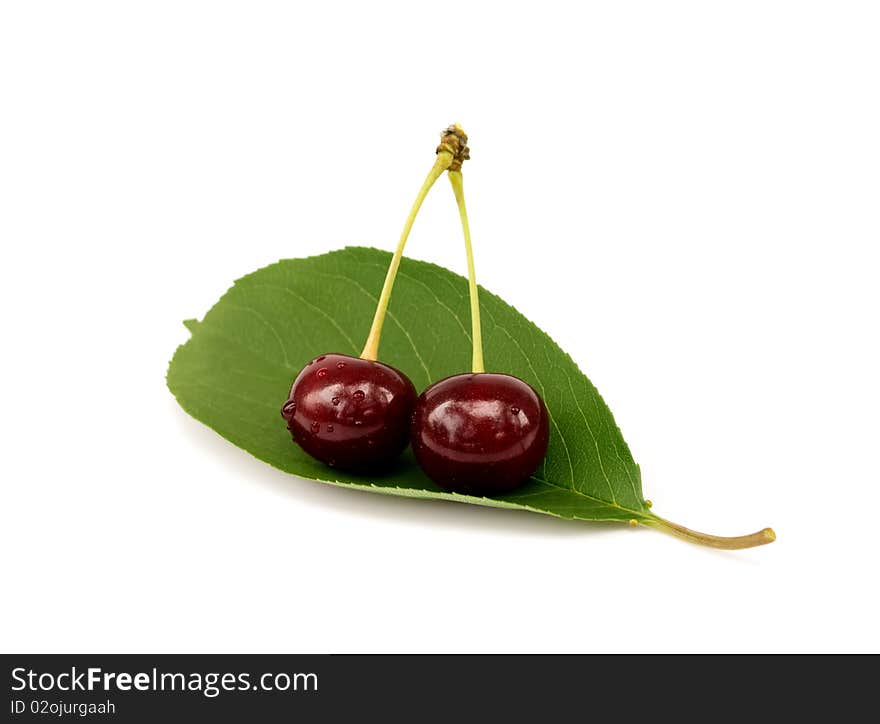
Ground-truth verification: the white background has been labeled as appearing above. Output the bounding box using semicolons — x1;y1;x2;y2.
2;1;878;653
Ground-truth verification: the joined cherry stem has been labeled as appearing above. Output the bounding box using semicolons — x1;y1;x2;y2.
448;170;484;374
360;150;454;361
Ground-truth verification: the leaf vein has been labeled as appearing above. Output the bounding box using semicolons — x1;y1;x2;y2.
564;372;617;504
225;302;292;369
490;323;576;489
255;282;359;355
306;268;432;383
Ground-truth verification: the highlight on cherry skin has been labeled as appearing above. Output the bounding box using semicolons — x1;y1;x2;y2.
410;373;550;495
281;353;417;471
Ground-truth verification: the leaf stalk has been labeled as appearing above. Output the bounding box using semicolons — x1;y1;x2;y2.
643;514;776;549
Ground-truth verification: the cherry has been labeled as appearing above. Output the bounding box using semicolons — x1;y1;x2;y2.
411;373;549;494
409;134;549;494
282;353;416;470
281;126;469;470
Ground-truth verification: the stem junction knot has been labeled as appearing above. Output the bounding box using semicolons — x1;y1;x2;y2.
438;123;470;171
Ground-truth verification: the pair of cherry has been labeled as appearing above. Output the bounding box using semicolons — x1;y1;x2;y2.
281;353;548;495
281;126;549;496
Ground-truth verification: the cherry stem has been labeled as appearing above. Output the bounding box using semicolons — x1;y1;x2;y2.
360;149;454;361
643;514;776;550
448;170;485;374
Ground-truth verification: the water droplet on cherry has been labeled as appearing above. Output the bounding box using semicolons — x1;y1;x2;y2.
281;400;296;418
511;406;520;415
282;353;417;471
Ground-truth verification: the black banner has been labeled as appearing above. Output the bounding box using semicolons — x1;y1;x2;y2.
1;654;872;721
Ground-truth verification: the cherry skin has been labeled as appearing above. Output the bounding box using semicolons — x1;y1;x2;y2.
281;353;417;471
410;373;550;495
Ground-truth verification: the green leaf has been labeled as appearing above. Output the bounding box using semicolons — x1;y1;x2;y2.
167;246;775;547
168;246;647;523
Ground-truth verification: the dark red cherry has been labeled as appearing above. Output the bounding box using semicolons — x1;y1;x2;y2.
281;353;417;471
410;373;549;495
